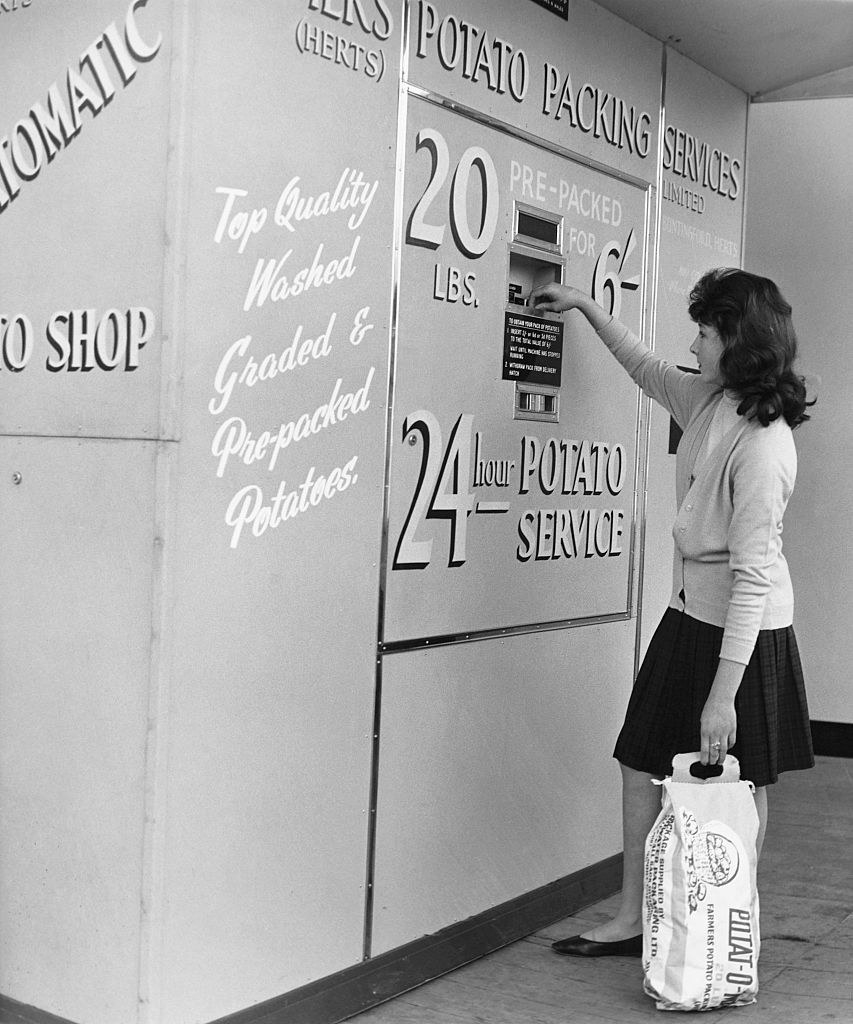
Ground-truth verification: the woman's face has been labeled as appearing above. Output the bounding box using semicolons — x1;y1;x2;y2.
690;321;725;385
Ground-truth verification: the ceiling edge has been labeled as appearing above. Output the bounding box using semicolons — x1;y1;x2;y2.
751;64;853;103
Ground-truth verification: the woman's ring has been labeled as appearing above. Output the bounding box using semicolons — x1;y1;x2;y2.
712;741;721;748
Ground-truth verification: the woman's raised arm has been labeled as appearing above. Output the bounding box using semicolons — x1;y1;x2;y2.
528;282;704;427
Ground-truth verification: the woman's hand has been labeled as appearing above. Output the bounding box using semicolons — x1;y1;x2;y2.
700;695;737;766
700;658;744;765
528;282;590;314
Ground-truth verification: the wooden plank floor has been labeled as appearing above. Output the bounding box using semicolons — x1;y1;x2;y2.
352;756;852;1023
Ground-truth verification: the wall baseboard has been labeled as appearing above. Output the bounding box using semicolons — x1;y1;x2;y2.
208;853;623;1024
811;719;853;758
0;996;80;1024
1;854;622;1024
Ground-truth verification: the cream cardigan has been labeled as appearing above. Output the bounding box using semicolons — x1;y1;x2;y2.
597;317;796;665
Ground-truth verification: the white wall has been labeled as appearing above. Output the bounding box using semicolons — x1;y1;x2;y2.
0;4;779;1024
745;98;853;725
0;3;172;1019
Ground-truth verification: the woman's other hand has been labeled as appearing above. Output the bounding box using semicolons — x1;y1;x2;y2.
700;694;738;766
700;658;743;765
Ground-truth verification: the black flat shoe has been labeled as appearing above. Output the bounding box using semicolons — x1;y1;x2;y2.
551;933;643;958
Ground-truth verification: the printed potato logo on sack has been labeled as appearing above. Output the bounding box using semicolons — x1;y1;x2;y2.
683;812;740;910
642;754;760;1012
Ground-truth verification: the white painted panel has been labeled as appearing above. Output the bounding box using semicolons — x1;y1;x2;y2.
656;49;747;351
385;94;648;642
407;0;662;182
745;99;853;724
156;2;400;1019
642;50;747;653
0;436;156;1024
372;621;634;954
0;0;172;439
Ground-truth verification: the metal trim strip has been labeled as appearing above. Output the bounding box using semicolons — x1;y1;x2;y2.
620;187;653;622
404;83;657;192
363;0;414;965
740;95;750;267
633;42;668;679
379;610;632;656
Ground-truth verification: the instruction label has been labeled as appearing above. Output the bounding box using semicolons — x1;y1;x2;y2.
502;311;563;385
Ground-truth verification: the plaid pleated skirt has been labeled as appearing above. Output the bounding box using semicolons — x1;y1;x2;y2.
613;608;814;787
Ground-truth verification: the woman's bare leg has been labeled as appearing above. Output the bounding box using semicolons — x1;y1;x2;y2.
754;785;768;858
579;763;661;942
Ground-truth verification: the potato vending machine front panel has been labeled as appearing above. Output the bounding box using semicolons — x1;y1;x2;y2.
383;94;649;645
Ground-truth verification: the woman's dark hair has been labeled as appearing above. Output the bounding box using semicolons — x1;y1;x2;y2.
688;268;814;427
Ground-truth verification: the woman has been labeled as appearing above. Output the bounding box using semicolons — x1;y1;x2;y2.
530;268;814;958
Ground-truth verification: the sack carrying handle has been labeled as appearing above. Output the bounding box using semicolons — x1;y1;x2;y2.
669;752;744;785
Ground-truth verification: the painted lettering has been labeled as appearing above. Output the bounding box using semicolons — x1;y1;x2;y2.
0;0;162;212
414;1;528;102
225;456;360;549
662;124;742;200
44;307;153;372
208;314;336;416
542;63;652;157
